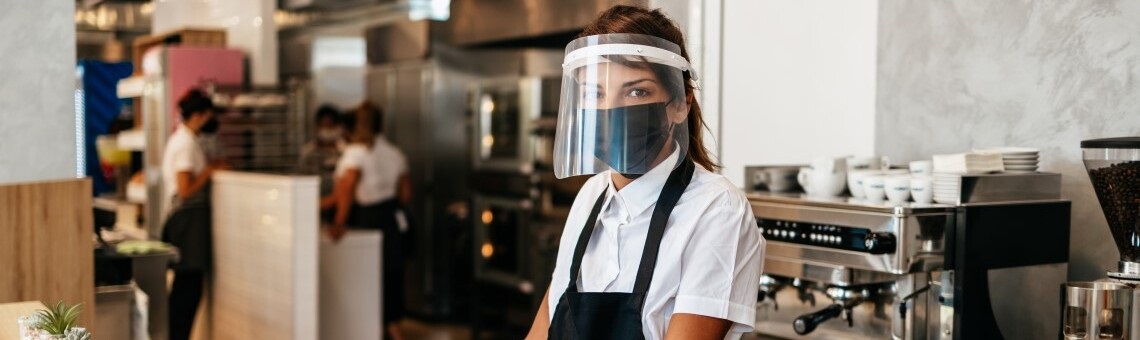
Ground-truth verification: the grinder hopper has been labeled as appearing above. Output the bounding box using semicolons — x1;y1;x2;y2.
1081;137;1140;279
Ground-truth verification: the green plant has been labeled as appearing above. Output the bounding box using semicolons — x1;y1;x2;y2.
34;301;82;336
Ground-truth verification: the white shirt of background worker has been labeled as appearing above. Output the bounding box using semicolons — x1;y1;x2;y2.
320;103;412;239
161;89;227;216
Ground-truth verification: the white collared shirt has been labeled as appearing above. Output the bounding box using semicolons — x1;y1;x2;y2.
547;151;766;339
334;135;408;205
161;124;206;214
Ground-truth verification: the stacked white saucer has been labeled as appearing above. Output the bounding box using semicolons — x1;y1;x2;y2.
974;147;1039;173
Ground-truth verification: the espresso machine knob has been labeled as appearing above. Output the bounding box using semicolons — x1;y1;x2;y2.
793;304;844;335
863;232;897;254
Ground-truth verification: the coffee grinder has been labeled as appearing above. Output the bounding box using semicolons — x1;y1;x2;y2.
1063;137;1140;340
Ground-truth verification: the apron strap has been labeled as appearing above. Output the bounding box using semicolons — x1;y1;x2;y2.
631;161;695;303
563;160;697;300
566;190;609;293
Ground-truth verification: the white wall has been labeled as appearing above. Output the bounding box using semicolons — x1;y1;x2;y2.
0;0;78;184
719;0;879;186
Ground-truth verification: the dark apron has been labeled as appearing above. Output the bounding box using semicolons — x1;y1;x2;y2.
549;160;695;340
162;187;212;271
351;199;407;324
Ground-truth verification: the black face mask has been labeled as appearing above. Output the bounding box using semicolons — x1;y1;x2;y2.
200;118;220;134
585;102;673;176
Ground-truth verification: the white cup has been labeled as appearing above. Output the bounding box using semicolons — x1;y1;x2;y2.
847;170;883;199
909;160;933;176
862;176;886;202
811;157;848;174
847;155;891;171
797;167;814;195
910;176;934;204
885;176;912;205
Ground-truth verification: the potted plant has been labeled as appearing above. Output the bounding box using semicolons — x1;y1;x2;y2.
19;301;90;340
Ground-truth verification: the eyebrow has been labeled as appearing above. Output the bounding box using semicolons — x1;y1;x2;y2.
622;78;657;88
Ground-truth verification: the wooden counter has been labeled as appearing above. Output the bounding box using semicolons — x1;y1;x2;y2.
0;301;46;340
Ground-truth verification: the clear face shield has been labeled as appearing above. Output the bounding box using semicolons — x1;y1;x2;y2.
553;34;697;179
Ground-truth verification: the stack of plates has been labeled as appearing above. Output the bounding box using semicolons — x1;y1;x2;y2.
931;153;1005;174
974;147;1039;173
932;173;963;204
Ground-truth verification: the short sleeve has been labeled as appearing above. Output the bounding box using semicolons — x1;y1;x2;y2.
672;192;765;333
395;150;408;175
334;145;366;177
169;144;195;173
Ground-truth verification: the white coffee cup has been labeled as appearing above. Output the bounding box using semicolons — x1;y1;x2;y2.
910;176;934;204
909;160;933;176
761;167;801;192
862;176;887;202
799;166;847;197
847;170;883;199
797;167;814;195
847;156;891;171
885;176;912;205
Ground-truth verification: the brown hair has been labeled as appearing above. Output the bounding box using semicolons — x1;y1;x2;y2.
351;101;384;148
580;5;718;171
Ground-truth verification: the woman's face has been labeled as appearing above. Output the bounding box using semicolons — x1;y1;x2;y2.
576;61;689;123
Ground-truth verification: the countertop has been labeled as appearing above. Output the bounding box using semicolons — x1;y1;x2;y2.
0;301;46;340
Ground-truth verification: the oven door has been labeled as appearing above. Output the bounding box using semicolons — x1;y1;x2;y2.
470;78;541;173
473;193;537;294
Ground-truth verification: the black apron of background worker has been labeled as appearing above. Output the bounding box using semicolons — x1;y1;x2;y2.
351;198;409;328
161;188;212;340
549;160;695;339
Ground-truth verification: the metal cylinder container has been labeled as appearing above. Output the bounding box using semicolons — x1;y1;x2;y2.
1063;281;1135;340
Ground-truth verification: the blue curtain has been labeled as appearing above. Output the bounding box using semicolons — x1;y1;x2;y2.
80;60;133;195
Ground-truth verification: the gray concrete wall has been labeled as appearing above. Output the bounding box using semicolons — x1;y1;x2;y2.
0;0;78;184
878;0;1140;280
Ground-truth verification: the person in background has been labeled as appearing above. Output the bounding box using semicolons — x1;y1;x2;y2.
320;102;413;340
299;104;347;196
160;88;228;340
528;5;764;340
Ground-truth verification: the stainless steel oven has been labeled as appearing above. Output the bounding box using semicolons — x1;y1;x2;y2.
469;77;560;174
472;193;537;293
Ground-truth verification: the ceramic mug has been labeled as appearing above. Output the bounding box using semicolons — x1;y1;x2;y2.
862;176;887;202
797;167;814;195
909;160;933;176
847;156;891;171
847;170;883;199
798;166;846;197
910;176;934;204
885;176;912;205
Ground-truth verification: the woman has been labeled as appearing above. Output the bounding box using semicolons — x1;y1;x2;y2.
160;88;227;340
528;5;765;340
321;102;413;340
299;104;347;196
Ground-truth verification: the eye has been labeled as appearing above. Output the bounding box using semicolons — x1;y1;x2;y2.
581;87;602;100
627;88;650;98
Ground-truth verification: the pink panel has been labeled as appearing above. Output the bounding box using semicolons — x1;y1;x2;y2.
166;47;245;133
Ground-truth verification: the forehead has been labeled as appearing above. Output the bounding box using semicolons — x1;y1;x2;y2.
574;61;659;84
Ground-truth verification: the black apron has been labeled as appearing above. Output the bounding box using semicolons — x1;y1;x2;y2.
351;199;407;324
162;187;212;271
549;161;695;340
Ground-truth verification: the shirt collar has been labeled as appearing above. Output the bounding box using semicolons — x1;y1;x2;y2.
604;147;682;218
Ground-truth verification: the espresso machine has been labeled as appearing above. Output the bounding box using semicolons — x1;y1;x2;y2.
1062;137;1140;340
750;175;1071;339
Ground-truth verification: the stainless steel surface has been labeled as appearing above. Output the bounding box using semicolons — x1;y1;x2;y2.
1110;261;1140;280
95;285;135;340
937;172;1062;205
750;193;954;275
1063;281;1135;340
752;190;1071;339
764;256;899;286
140;76;169;236
365;18;430;64
131;250;177;340
448;0;646;45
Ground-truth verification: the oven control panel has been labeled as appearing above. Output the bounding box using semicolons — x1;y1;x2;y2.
756;218;896;254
